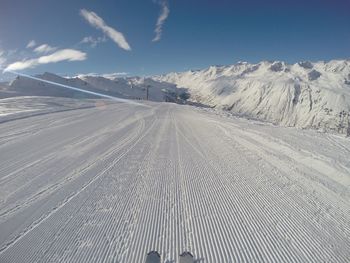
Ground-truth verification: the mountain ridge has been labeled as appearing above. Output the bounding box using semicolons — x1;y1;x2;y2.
155;59;350;135
1;59;349;135
5;72;183;103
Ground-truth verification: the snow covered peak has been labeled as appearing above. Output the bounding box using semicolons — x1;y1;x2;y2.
156;59;350;135
3;59;350;135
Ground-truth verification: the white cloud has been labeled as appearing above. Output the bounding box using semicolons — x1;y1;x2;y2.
4;49;87;72
80;9;131;51
5;59;37;71
80;36;107;48
26;40;37;49
75;72;128;80
34;44;57;54
152;0;170;42
102;72;128;79
37;49;86;63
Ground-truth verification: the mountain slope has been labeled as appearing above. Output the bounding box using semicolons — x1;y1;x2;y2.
3;59;350;135
6;73;181;102
157;60;350;135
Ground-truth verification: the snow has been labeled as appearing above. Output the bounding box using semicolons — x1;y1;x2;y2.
4;60;350;136
6;72;182;103
156;59;350;135
0;97;349;262
0;96;99;123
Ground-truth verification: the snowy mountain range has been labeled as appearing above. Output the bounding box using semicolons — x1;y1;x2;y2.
156;60;350;135
1;59;349;135
2;72;183;103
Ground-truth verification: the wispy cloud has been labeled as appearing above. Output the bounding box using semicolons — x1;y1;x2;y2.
75;72;128;80
0;50;6;68
102;72;128;79
152;0;170;42
4;49;87;72
34;44;57;54
0;49;19;71
26;40;36;49
80;36;107;48
80;9;131;51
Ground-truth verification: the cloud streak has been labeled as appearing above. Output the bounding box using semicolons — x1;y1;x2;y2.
0;50;6;68
80;36;107;48
34;44;57;54
26;40;36;49
152;0;170;42
80;9;131;51
75;72;128;79
4;49;87;72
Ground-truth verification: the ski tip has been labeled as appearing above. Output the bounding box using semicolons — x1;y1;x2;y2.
180;251;194;257
180;251;194;263
146;251;161;263
147;251;160;256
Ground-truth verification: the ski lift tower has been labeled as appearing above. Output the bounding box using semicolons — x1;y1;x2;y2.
146;84;150;100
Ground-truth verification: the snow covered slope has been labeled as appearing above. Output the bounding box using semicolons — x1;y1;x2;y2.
0;99;349;262
7;73;98;99
5;59;350;135
157;60;350;135
79;75;182;102
7;73;182;102
0;96;98;122
0;82;17;99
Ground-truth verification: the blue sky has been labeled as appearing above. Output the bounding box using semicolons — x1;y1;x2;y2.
0;0;349;80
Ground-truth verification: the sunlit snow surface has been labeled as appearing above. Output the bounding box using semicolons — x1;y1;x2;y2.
157;60;350;135
0;97;349;262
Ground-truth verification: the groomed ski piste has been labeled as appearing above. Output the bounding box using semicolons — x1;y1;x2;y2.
0;97;349;262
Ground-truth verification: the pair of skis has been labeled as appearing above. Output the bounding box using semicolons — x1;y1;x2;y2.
146;251;194;263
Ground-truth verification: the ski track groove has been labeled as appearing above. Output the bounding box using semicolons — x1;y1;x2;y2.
0;109;148;221
43;108;159;263
0;107;156;256
0;103;349;262
29;111;152;262
0;105;131;181
213;120;350;234
173;110;349;262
